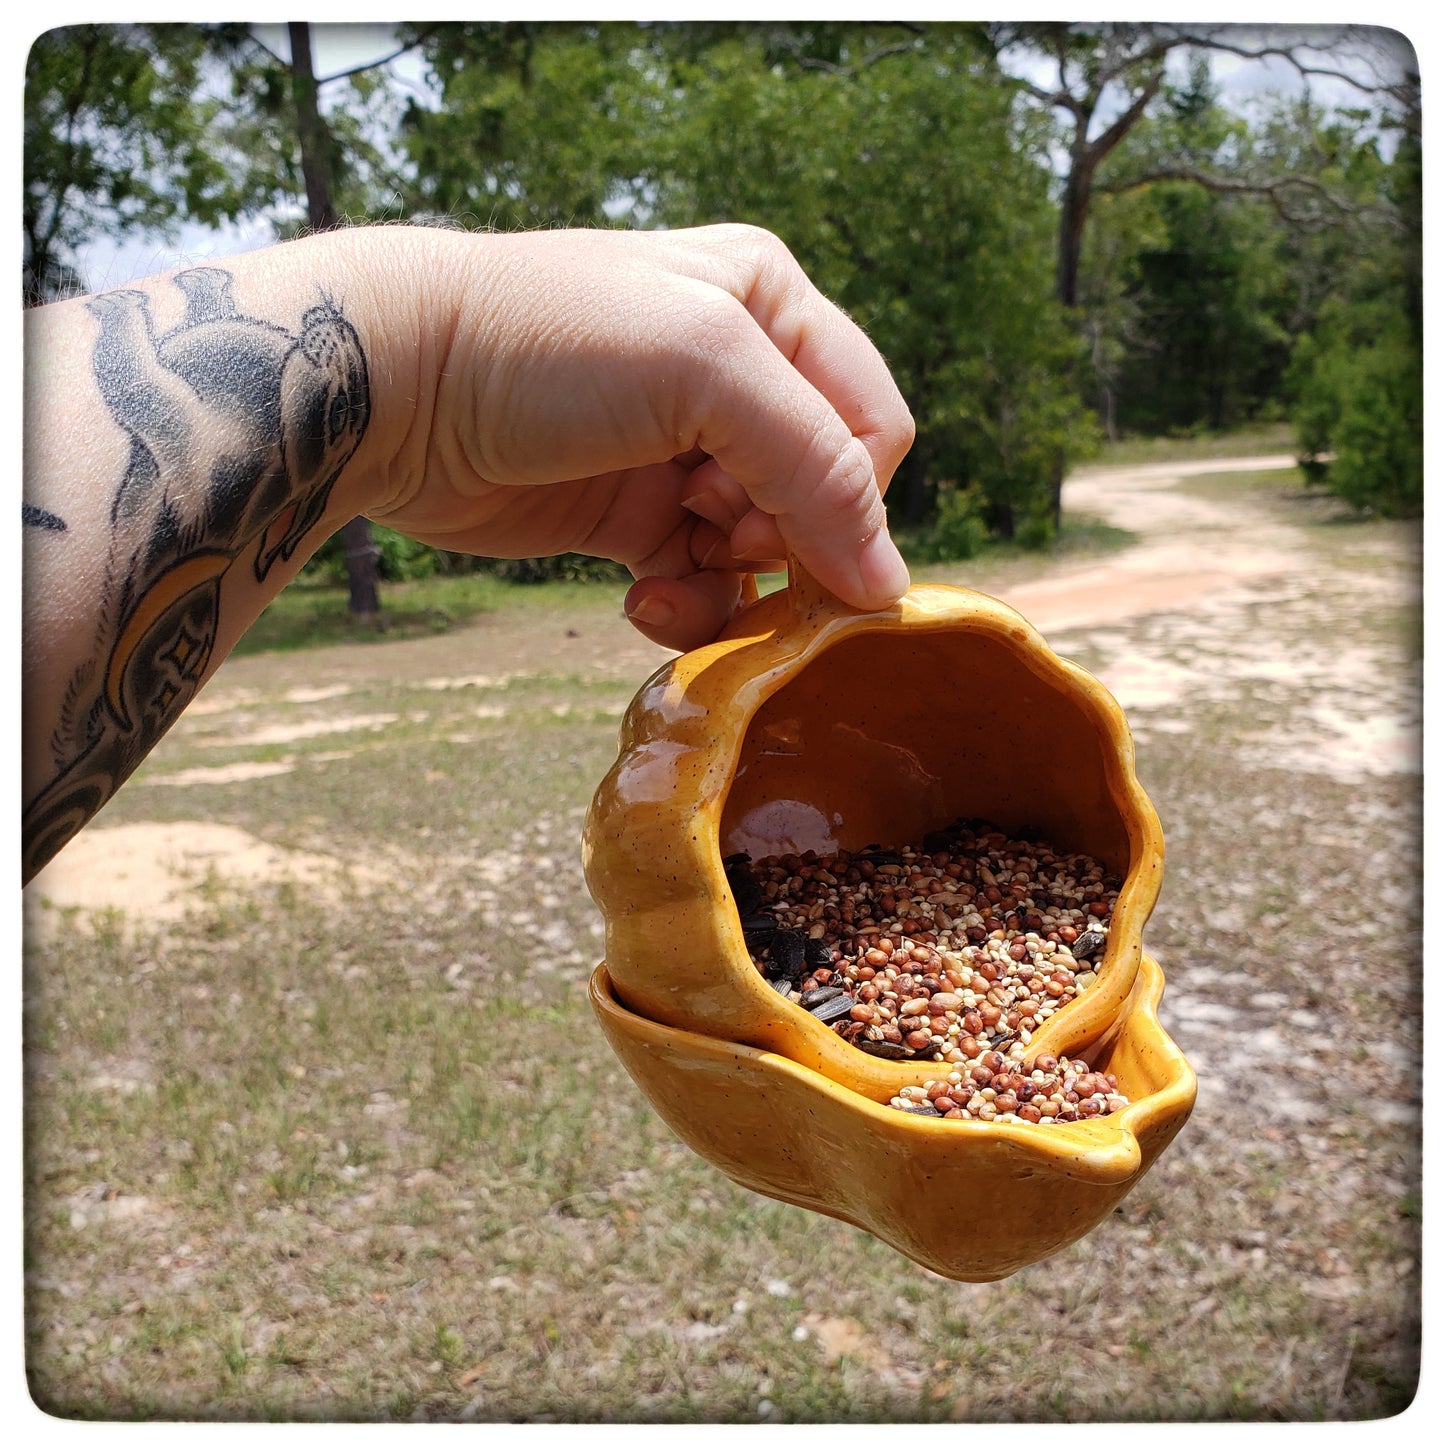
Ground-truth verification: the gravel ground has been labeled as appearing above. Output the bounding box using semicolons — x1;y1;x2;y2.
21;456;1425;1422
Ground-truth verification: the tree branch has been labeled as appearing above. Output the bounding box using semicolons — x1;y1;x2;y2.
319;26;442;85
1164;26;1408;96
240;30;287;69
1086;66;1166;166
1100;164;1399;229
1090;31;1184;91
770;23;927;78
1010;75;1085;124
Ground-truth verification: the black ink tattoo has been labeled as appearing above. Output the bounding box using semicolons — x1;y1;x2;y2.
22;267;371;882
22;504;68;531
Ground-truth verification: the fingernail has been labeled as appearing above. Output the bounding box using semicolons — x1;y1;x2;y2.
681;492;733;531
626;596;675;629
732;537;778;563
700;538;734;570
857;530;911;605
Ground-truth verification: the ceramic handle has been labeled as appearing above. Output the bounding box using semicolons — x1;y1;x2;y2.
786;554;849;623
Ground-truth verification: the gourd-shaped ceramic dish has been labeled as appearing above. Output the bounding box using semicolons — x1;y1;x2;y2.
582;563;1196;1279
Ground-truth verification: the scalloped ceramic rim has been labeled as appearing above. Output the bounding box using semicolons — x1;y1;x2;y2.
591;954;1195;1175
584;581;1166;1097
589;952;1198;1280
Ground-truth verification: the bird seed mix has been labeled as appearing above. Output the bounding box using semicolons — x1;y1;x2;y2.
724;816;1132;1124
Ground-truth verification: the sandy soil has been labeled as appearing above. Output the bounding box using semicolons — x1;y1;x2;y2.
23;453;1417;926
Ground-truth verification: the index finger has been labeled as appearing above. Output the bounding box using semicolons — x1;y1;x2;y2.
657;225;916;490
664;286;911;612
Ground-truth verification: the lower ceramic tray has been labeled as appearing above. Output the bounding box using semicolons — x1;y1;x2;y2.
590;952;1196;1281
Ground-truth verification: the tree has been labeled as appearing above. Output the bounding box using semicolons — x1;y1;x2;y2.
23;24;263;302
1085;60;1293;435
1284;89;1421;516
641;24;1095;539
24;20;420;611
982;22;1417;518
396;21;655;230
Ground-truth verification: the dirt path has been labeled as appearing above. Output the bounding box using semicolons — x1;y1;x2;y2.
24;453;1419;918
998;454;1307;632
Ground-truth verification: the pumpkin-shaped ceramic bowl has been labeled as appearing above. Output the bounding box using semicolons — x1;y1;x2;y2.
583;565;1166;1098
590;951;1195;1281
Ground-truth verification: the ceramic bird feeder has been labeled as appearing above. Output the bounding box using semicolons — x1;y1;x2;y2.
582;563;1195;1279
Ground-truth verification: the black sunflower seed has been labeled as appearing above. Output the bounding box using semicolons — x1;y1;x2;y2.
855;1039;912;1060
804;937;833;967
727;870;762;913
807;993;855;1024
1072;929;1107;961
801;986;846;1009
767;929;807;974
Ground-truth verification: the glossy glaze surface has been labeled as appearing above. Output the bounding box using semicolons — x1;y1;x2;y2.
583;567;1166;1092
590;953;1196;1281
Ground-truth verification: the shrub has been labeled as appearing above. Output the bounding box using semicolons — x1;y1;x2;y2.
922;484;990;562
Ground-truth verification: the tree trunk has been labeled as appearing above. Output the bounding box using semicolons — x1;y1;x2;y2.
1056;163;1092;309
288;20;380;619
1048;152;1095;534
894;445;933;528
287;22;338;232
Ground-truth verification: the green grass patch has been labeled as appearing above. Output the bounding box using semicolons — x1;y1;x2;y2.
1093;422;1296;466
234;571;632;656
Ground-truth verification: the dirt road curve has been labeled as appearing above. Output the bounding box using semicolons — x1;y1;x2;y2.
998;455;1308;633
25;453;1419;915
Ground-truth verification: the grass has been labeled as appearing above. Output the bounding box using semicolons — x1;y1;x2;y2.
237;430;1259;662
1088;421;1297;467
22;436;1421;1421
233;570;634;656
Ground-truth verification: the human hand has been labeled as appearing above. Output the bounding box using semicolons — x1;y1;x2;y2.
369;224;915;651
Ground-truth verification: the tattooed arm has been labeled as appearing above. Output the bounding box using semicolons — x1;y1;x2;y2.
24;224;913;881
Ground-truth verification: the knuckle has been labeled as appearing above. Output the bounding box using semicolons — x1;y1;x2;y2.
803;435;884;532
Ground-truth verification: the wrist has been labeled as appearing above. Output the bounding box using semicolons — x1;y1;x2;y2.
279;225;434;525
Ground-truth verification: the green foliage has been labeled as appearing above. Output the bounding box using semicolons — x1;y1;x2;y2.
1091;62;1293;435
1283;109;1421;518
400;22;653;229
303;524;438;585
1326;335;1422;517
1080;52;1418;461
24;24;250;300
470;555;630;584
24;22;412;300
918;485;989;562
1289;320;1421;517
300;530;628;588
642;24;1096;539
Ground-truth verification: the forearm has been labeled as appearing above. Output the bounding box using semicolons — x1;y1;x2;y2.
22;221;914;882
21;226;432;882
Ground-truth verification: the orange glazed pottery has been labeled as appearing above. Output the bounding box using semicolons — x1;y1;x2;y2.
590;953;1195;1281
581;564;1195;1278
